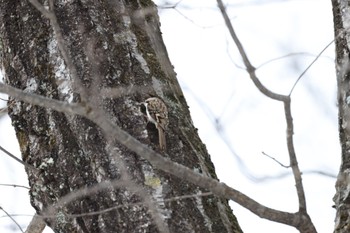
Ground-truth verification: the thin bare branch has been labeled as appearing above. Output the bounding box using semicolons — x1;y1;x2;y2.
262;151;290;168
303;170;336;178
216;0;287;101
0;188;209;223
8;0;168;227
0;145;37;171
217;1;315;232
43;179;128;218
28;0;87;102
8;192;212;221
253;169;336;181
289;39;335;96
0;206;24;233
0;83;86;115
85;29;169;233
179;85;263;181
284;98;307;211
0;83;312;230
256;52;333;70
0;214;34;219
0;107;7;117
0;183;30;189
24;214;45;233
158;0;184;9
100;86;154;98
105;143;170;233
39;176;206;233
66;192;213;218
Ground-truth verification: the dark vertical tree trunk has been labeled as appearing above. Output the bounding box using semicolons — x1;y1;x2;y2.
0;0;242;232
332;0;350;232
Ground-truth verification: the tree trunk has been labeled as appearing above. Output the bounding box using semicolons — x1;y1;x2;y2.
0;0;242;232
332;0;350;232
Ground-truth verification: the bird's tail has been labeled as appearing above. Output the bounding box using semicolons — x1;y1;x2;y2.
158;128;166;152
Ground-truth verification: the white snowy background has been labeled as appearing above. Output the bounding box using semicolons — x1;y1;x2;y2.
0;0;338;232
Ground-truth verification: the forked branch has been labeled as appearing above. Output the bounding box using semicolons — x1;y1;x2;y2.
216;0;315;232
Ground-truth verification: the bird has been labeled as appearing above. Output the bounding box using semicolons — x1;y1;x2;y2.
142;97;168;151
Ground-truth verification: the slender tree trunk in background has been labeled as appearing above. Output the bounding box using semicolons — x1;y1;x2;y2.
333;0;350;232
0;0;242;232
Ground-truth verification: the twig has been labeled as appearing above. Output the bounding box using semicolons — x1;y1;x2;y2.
106;143;169;233
289;39;335;96
0;206;24;233
217;0;286;101
0;107;7;117
65;192;213;218
0;183;30;189
5;192;212;220
256;52;332;70
158;0;184;9
42;179;128;218
0;145;37;171
179;84;264;181
262;151;290;168
303;170;336;178
40;174;191;233
0;214;34;218
28;0;87;102
0;83;86;115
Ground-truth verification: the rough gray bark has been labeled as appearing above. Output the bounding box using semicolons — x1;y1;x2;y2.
332;0;350;232
0;0;242;232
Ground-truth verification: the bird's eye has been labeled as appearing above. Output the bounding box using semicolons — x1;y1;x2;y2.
140;103;147;115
